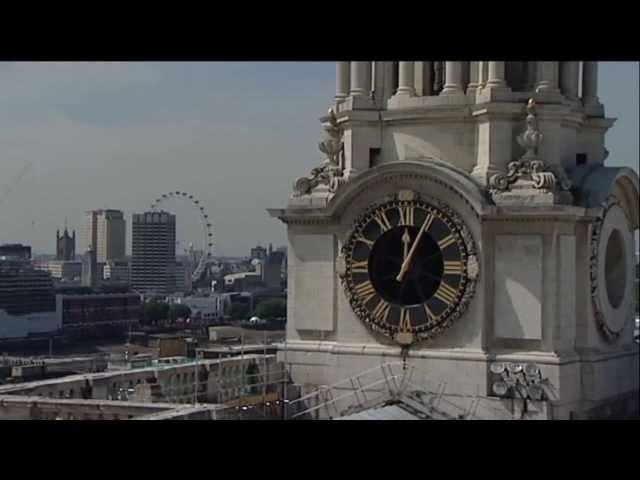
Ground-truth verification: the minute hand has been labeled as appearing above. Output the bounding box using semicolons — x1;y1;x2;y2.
396;213;433;282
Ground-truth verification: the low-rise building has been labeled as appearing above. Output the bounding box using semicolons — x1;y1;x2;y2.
0;257;60;340
0;244;31;260
223;271;262;292
175;294;230;324
34;260;83;282
103;259;130;283
0;354;283;408
56;292;141;336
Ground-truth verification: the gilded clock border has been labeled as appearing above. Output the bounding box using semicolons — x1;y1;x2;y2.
338;192;479;344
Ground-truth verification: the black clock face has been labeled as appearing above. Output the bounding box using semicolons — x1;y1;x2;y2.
342;194;475;344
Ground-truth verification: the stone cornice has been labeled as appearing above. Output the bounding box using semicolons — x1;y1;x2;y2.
276;341;624;366
266;208;332;225
328;101;601;131
326;160;491;220
327;109;380;126
481;205;594;222
574;347;639;363
381;107;474;125
581;116;617;131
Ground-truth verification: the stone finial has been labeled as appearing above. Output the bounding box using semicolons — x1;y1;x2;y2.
293;108;346;197
518;99;543;160
489;99;572;195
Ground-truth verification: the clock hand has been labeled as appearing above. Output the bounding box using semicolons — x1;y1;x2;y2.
396;213;433;282
401;228;410;263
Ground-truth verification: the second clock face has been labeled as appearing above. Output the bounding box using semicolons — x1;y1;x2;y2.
342;194;474;344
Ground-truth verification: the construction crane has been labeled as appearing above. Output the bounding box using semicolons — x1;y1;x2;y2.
0;161;34;208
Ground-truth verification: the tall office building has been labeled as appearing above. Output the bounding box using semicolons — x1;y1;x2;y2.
84;209;126;263
131;211;176;294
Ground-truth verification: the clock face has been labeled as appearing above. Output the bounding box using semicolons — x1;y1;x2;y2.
341;192;477;345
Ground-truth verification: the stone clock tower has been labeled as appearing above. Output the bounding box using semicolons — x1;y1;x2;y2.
269;62;639;419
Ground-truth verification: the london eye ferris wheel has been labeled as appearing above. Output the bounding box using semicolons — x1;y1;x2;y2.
150;191;215;283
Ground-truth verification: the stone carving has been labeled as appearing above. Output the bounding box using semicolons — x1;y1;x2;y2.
467;255;479;280
589;196;623;342
293;108;346;196
489;99;572;193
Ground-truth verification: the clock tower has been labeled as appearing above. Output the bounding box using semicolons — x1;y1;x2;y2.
269;62;639;419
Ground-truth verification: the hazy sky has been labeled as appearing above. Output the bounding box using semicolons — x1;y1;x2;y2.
0;62;637;257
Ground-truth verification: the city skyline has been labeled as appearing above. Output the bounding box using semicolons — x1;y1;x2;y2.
0;62;637;256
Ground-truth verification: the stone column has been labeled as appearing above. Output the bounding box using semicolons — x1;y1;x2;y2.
396;61;415;96
466;62;481;100
413;61;424;96
471;115;513;186
487;61;507;88
335;62;350;101
582;61;599;106
560;62;579;101
477;61;488;88
350;62;372;97
440;61;463;95
477;61;511;102
535;61;560;93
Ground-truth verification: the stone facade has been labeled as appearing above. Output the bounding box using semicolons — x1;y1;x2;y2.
270;62;639;419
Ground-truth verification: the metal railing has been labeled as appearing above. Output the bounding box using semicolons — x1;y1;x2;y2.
285;362;516;420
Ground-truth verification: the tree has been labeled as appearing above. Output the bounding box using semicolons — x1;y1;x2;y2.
230;302;250;320
245;362;260;395
170;304;191;322
255;298;286;320
141;302;170;326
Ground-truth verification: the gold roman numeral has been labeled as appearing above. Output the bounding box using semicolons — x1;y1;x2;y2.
354;234;374;247
437;234;457;250
398;205;415;226
434;281;458;305
371;299;391;324
350;260;369;274
354;280;376;304
423;213;435;233
443;260;464;275
372;210;392;232
424;304;436;323
399;308;412;332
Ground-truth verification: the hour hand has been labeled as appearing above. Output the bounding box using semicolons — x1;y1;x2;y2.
401;228;410;262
